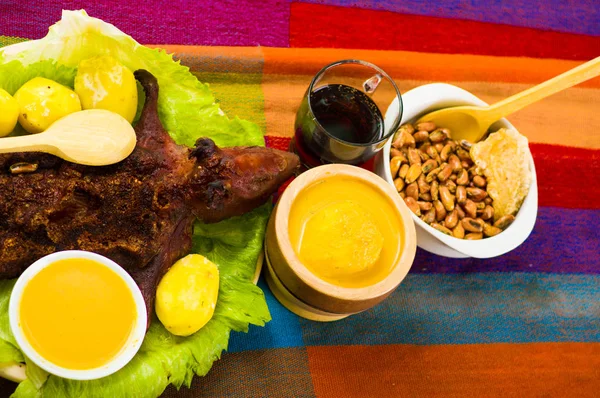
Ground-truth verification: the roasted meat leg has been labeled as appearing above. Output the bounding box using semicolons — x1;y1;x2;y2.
0;70;299;324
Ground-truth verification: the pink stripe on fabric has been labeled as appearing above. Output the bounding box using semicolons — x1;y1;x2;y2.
0;0;290;46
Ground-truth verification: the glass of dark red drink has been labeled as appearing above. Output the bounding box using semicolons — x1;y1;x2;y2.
292;60;402;167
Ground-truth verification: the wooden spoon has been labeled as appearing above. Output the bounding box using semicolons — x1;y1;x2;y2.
0;109;136;166
416;56;600;142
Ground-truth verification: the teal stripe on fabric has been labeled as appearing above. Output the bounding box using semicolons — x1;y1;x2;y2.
300;273;600;346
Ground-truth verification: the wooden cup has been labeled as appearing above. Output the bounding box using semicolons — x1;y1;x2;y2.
264;164;417;321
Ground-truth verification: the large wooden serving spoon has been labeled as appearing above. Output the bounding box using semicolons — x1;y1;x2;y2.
417;56;600;142
0;109;136;166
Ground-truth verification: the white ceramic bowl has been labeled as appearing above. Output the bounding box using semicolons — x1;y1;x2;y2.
9;250;147;380
374;83;538;258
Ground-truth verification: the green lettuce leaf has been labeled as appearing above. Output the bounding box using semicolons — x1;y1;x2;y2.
0;10;271;398
0;60;76;96
0;281;23;366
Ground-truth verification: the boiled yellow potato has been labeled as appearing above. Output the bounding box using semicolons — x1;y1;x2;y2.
299;200;384;279
0;88;19;136
75;56;138;123
156;254;219;336
13;77;81;134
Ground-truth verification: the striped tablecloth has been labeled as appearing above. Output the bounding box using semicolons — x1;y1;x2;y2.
1;1;599;397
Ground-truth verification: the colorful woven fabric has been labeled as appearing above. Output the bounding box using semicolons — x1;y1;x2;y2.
1;1;599;397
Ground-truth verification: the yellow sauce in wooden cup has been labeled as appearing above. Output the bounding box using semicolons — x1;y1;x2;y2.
265;164;416;321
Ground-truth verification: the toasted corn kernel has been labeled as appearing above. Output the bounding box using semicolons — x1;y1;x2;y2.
459;139;472;150
416;121;436;132
436;164;453;182
452;222;465;238
417;174;431;194
426;145;439;160
405;164;422;184
472;175;486;188
408;148;422;166
440;143;453;161
462;217;483;232
389;156;404;178
494;214;516;229
445;209;459;229
390;148;403;158
425;165;443;183
413;130;430;142
433;200;447;221
406;182;419;200
422;208;436;224
480;205;494;220
418;201;433;212
399;164;410;179
404;197;421;216
444;180;457;194
466;187;487;202
464;199;477;218
456;205;466;219
456;148;471;162
422;159;438;174
483;223;502;237
393;130;416;148
456;185;467;205
465;232;483;240
456;169;469;185
394;177;405;192
431;181;439;201
439;186;455;211
448;154;462;172
419;192;432;201
431;222;453;235
429;129;449;143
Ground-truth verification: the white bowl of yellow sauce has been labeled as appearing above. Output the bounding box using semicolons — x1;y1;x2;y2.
9;250;147;380
265;164;417;321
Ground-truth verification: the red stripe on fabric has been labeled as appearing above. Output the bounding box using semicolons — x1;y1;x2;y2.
265;136;600;210
289;3;600;60
533;143;600;209
265;136;291;151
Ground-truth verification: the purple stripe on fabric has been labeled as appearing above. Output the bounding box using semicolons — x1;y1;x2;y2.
300;0;600;36
411;207;600;274
0;0;290;46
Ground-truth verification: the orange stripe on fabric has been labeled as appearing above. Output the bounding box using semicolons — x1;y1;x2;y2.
262;47;600;89
262;76;600;149
306;343;600;398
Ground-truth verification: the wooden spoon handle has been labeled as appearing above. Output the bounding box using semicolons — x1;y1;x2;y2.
487;56;600;121
0;134;55;155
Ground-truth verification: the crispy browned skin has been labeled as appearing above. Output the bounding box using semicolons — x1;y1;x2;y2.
0;70;299;323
